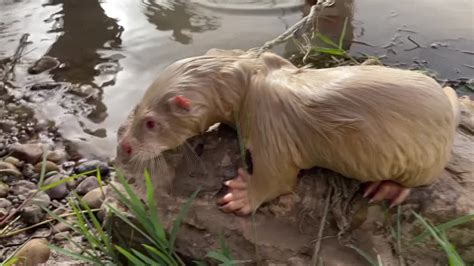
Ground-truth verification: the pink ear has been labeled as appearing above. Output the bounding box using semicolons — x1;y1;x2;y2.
174;95;191;111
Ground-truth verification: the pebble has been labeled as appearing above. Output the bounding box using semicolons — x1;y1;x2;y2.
34;160;59;173
10;143;44;164
10;180;37;197
15;238;51;265
75;160;110;176
0;198;12;209
0;161;22;179
3;156;21;167
22;205;46;225
52;219;74;233
76;176;99;195
43;174;69;200
46;149;67;163
27;56;60;74
53;231;69;241
21;163;36;179
0;181;9;197
82;186;107;209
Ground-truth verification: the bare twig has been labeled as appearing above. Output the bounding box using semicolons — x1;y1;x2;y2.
0;209;100;238
2;33;30;82
404;36;422;51
311;187;332;266
256;0;335;56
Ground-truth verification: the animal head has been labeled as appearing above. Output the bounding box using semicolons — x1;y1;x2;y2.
117;92;204;165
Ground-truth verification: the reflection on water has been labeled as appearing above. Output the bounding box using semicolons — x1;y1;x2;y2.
0;0;472;159
45;0;123;85
143;0;220;44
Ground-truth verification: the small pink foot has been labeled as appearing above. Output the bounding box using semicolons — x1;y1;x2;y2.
216;168;252;216
363;180;411;208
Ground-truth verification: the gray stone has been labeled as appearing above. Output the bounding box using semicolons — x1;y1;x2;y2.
10;143;44;164
10;180;36;198
34;160;59;173
43;174;69;200
76;176;99;195
0;198;12;209
75;160;110;176
82;186;106;209
15;238;51;265
0;181;9;197
0;161;22;180
4;156;21;167
21;205;45;225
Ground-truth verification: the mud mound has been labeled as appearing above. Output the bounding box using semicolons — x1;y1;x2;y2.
106;97;474;265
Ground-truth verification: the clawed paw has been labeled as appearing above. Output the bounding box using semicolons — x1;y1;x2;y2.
216;168;252;216
363;180;411;208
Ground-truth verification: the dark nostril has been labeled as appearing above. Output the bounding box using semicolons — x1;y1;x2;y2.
122;141;132;155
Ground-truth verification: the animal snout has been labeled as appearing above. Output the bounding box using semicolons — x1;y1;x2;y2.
120;140;133;155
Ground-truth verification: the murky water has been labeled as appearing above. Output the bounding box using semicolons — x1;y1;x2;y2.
0;0;473;159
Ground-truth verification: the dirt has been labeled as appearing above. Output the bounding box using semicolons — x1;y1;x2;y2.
108;96;474;265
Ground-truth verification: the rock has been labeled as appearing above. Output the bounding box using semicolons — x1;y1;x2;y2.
34;160;59;173
10;180;36;198
52;219;74;233
22;205;46;225
0;161;22;179
82;186;106;209
10;143;44;164
0;181;9;197
75;176;99;195
53;231;69;241
75;160;110;176
361;57;382;65
21;163;36;179
46;149;67;163
0;198;12;209
20;190;51;224
15;238;51;265
4;156;21;167
43;174;69;200
459;96;474;134
27;56;60;74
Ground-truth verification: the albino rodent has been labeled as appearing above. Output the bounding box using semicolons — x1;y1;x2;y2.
117;49;459;216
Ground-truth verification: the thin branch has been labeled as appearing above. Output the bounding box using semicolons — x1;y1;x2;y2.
2;33;30;82
256;0;335;56
311;187;332;266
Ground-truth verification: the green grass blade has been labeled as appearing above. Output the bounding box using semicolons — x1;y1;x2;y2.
315;32;339;48
142;244;175;266
105;203;157;246
37;147;48;188
219;233;233;261
76;192;114;256
346;244;379;266
411;212;465;266
115;245;146;266
338;17;349;49
63;235;99;259
206;251;234;265
311;47;345;56
2;256;19;266
144;169;167;241
40;169;98;191
66;198;104;255
48;244;102;265
108;183;167;250
412;213;474;243
131;248;160;265
169;188;201;254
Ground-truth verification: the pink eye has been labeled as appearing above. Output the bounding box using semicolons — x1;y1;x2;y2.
145;120;155;129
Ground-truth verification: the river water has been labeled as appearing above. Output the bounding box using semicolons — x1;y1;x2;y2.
0;0;473;159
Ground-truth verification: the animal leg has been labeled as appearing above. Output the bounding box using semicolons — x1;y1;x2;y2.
363;180;411;208
217;157;298;216
216;168;253;215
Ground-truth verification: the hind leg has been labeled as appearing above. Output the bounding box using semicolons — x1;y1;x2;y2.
363;180;411;208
